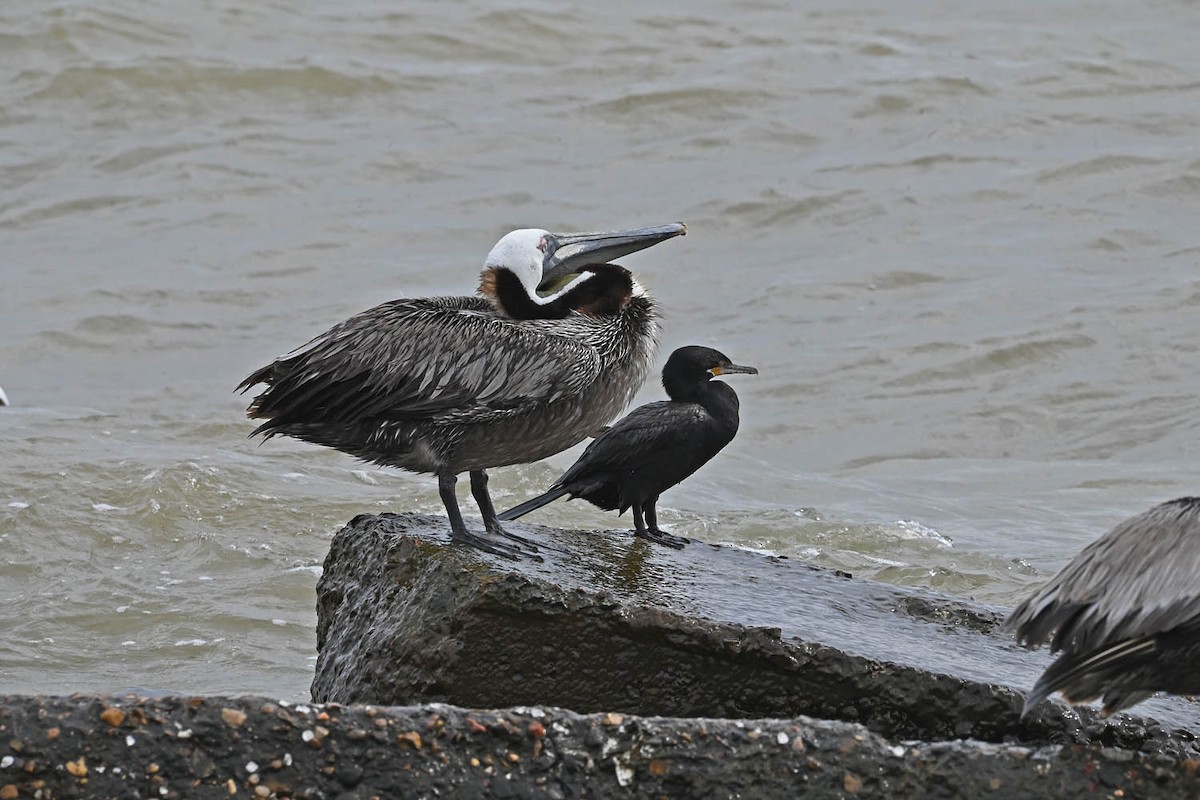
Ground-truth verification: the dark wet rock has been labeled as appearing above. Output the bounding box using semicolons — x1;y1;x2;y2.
5;694;1200;800
313;513;1200;758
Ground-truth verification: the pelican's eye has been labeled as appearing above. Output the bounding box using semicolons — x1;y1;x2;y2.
538;236;548;253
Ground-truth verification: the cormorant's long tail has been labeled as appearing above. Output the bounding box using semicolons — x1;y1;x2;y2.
498;487;569;521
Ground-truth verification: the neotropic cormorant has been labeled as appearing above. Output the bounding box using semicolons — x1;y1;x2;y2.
1006;496;1200;715
499;345;756;548
237;223;686;558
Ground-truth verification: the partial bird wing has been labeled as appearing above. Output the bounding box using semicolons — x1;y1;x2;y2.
557;401;707;482
238;296;601;433
1006;497;1200;655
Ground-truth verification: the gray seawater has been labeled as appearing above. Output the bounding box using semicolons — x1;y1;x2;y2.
4;0;1200;700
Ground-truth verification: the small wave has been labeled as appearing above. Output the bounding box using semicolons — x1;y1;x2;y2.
94;142;198;174
27;59;402;108
699;189;865;230
1039;79;1200;100
894;76;991;96
173;637;226;647
584;87;783;124
1143;173;1200;199
882;334;1096;389
2;195;146;229
721;542;780;557
894;519;953;547
867;271;945;290
1035;154;1164;184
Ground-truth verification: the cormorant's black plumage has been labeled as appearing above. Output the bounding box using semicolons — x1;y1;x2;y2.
499;345;756;548
236;224;685;559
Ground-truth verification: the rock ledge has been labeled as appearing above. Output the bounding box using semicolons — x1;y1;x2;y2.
4;694;1200;799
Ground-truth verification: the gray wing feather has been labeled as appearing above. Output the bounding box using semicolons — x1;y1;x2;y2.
240;296;602;431
1007;498;1200;653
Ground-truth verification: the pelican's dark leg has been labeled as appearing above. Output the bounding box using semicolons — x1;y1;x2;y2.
437;471;525;560
469;470;542;554
637;497;687;549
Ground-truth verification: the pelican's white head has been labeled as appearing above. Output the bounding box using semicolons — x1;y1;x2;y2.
485;229;551;303
481;222;687;309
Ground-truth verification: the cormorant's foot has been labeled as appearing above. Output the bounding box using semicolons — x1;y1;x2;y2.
450;529;541;561
635;528;689;549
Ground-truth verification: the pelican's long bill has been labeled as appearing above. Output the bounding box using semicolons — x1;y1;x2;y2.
539;222;686;291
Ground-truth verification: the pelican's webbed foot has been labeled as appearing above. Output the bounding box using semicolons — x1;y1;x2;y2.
469;468;548;558
484;519;543;550
440;470;541;561
450;526;538;561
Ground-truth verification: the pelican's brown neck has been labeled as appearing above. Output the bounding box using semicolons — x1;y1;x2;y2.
478;267;501;310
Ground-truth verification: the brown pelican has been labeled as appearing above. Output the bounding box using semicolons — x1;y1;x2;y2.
1006;496;1200;715
499;345;756;548
237;223;686;558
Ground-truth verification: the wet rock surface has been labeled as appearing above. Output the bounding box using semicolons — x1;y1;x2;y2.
313;513;1200;758
6;694;1200;799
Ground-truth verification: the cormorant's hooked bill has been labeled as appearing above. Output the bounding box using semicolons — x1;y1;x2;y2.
708;363;758;377
539;223;686;291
